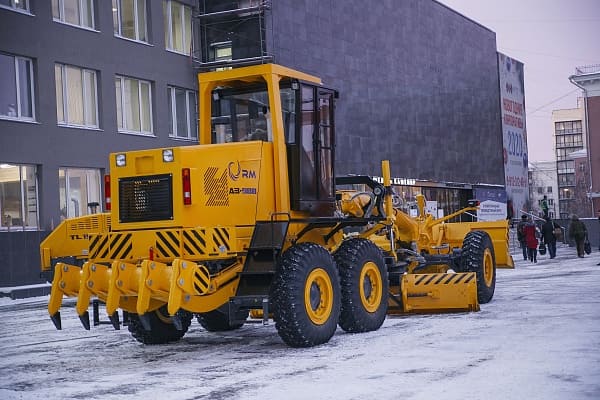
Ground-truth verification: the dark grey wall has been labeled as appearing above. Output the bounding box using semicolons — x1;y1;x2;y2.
268;0;504;183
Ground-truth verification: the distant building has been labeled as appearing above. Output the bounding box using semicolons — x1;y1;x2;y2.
551;102;586;218
569;64;600;216
528;161;558;218
568;149;591;218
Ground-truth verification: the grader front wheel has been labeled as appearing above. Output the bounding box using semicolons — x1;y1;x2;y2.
334;238;388;333
271;243;341;348
127;305;193;344
460;230;496;304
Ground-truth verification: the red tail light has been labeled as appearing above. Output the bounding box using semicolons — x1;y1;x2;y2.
104;174;111;211
182;168;191;205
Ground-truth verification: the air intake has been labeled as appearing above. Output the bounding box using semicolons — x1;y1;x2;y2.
119;174;173;223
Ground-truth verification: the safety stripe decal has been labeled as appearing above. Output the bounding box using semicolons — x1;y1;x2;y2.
156;231;179;257
110;233;132;259
183;231;203;255
443;274;458;284
193;271;210;294
192;230;206;247
98;235;110;259
413;273;475;286
89;234;102;257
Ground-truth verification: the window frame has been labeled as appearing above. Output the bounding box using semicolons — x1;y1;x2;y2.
115;75;154;136
0;54;36;122
0;163;39;232
55;63;99;129
52;0;96;31
164;0;192;55
0;0;30;13
112;0;148;44
58;167;102;219
167;86;197;141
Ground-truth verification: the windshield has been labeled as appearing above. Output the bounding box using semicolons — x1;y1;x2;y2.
211;87;296;144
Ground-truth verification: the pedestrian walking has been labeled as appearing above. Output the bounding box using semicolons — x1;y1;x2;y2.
568;214;587;258
541;217;561;259
540;195;549;219
523;217;539;263
517;214;528;261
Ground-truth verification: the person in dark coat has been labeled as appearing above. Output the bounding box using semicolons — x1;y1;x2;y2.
523;218;539;263
517;214;528;261
568;214;587;258
541;217;560;259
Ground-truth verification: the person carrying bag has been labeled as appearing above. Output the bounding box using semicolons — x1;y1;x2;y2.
584;233;592;255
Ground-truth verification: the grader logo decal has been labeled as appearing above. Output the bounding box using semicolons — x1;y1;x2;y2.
205;164;257;206
227;161;258;195
204;167;229;206
228;161;257;181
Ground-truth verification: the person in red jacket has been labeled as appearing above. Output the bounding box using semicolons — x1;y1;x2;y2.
523;217;539;263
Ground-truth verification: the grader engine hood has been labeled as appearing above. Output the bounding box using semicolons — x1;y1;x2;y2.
110;142;273;231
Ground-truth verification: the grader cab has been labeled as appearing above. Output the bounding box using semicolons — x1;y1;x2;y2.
41;64;513;348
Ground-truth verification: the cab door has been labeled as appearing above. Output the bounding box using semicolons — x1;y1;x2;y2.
287;83;336;216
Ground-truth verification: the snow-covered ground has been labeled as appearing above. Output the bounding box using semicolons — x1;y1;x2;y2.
1;244;599;400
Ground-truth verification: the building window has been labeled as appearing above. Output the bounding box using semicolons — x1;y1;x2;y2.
55;64;98;128
59;168;102;219
115;75;153;135
547;186;552;193
52;0;95;29
211;41;232;70
112;0;147;43
0;53;35;121
548;198;554;206
537;187;543;194
0;163;38;230
163;0;192;55
0;0;29;12
167;86;197;140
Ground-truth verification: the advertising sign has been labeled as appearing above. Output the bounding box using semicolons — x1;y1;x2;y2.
499;52;529;218
474;187;507;221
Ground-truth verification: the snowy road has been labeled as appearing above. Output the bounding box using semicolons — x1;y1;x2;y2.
1;245;599;400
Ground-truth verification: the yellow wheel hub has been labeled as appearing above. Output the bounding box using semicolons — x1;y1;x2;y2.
483;248;494;287
359;262;382;313
304;268;333;325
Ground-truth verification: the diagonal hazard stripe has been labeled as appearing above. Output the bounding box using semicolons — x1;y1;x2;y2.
110;233;132;259
183;230;204;255
156;231;179;257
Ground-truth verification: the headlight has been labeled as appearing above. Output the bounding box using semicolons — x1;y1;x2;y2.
115;154;126;167
162;149;174;162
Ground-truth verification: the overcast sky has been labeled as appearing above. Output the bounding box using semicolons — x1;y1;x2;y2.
438;0;600;162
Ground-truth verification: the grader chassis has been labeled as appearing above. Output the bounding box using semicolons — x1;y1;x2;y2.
41;64;513;347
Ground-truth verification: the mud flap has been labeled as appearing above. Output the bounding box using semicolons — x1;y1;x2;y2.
400;272;479;313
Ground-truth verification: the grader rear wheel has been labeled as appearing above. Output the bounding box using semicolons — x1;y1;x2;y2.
334;238;388;333
460;230;496;304
271;242;341;348
127;305;192;344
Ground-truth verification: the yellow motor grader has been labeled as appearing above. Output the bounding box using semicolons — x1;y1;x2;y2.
41;64;513;347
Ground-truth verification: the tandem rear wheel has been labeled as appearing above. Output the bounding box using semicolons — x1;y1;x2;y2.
459;230;496;304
